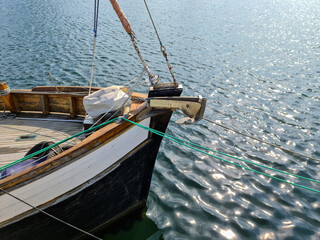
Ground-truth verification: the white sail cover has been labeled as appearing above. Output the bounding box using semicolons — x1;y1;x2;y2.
83;86;132;118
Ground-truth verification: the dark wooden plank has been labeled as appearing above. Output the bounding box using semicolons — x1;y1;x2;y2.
5;87;145;116
40;95;50;116
11;94;21;113
0;95;17;113
69;96;77;118
15;94;41;111
75;97;86;116
47;96;70;113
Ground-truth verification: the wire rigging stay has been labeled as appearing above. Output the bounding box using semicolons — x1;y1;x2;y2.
89;0;100;95
143;0;177;84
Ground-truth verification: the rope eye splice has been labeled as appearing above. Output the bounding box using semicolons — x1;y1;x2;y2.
128;29;161;87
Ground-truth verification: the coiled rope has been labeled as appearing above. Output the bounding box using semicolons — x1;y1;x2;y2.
1;114;318;238
122;118;320;194
0;86;10;96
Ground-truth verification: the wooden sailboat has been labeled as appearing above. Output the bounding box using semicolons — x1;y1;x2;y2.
0;1;206;239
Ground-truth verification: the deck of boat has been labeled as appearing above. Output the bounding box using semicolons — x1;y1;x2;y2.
0;117;83;167
0;85;148;169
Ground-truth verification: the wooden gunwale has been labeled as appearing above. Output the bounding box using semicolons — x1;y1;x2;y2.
0;86;147;118
31;86;102;92
0;104;148;191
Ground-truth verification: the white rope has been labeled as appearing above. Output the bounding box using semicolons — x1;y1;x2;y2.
0;86;10;96
0;103;16;121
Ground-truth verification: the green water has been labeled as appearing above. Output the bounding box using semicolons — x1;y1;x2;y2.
101;208;162;240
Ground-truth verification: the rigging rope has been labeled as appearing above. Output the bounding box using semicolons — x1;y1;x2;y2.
89;0;100;95
0;187;102;240
3;114;319;194
203;117;320;163
109;0;159;86
143;0;177;84
0;102;16;121
122;118;320;194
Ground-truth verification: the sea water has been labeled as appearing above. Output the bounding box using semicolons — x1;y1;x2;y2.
1;0;320;239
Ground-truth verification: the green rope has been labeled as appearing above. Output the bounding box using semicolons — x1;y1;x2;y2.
0;118;117;172
122;118;320;184
122;118;320;194
132;122;320;184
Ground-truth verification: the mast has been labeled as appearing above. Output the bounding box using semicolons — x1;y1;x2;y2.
109;0;160;86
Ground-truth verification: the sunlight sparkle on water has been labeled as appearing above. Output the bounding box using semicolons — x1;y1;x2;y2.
220;229;236;239
211;173;226;180
295;200;303;207
282;220;294;229
234;210;241;216
261;232;275;239
213;192;224;200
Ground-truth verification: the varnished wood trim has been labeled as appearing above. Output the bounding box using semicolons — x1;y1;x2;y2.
32;86;102;93
3;89;147;115
0;107;148;191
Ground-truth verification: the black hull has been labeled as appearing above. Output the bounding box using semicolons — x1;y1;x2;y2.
0;99;178;240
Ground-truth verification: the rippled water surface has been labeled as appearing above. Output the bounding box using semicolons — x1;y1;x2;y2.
1;0;320;239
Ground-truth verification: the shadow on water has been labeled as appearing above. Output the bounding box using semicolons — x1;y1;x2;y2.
90;207;163;240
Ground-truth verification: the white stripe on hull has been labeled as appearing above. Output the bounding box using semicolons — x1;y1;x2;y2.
0;118;150;223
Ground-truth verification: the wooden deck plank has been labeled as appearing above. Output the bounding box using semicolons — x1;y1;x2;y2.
0;118;83;167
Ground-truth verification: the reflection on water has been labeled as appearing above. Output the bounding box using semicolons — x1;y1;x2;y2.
1;0;320;239
101;208;162;240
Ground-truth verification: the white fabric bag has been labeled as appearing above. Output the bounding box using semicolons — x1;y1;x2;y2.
83;86;131;118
